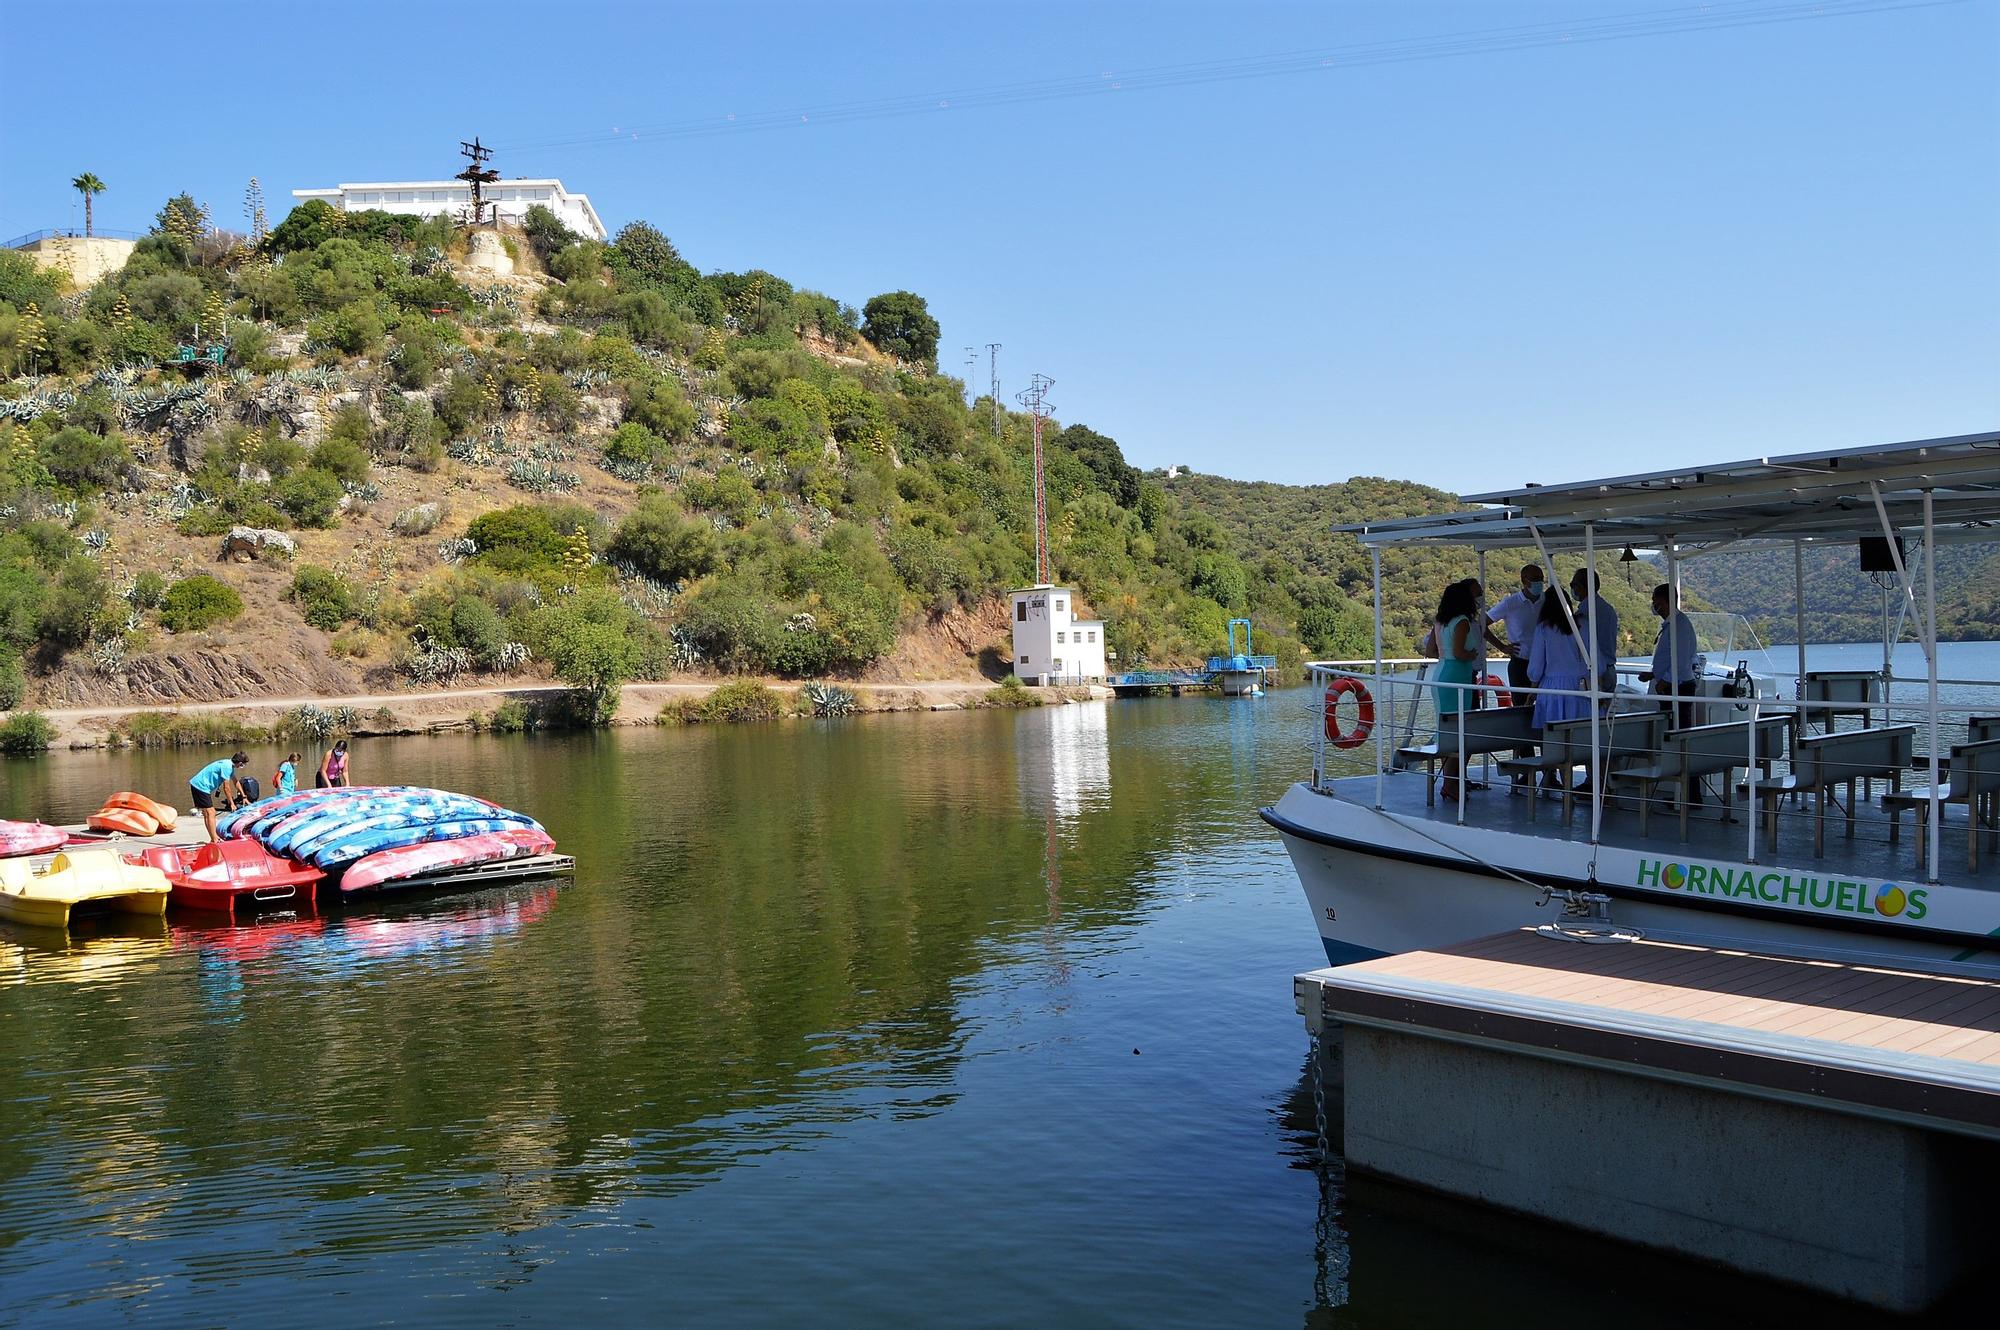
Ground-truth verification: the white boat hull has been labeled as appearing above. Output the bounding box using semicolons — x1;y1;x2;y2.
1264;780;2000;975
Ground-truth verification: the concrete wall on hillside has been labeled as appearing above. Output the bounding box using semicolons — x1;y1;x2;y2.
19;235;136;288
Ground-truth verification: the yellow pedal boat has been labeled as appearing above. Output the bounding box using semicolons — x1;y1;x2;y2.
0;851;171;929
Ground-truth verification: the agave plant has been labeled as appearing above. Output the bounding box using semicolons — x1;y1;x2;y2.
436;536;478;564
802;683;858;719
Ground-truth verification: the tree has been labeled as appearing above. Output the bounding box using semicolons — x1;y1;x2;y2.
155;193;209;250
548;616;639;724
860;291;940;367
70;173;106;238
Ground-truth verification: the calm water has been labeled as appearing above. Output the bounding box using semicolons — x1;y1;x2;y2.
0;679;1967;1327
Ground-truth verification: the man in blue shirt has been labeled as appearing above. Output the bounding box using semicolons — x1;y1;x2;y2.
189;752;249;842
1644;583;1701;727
1569;569;1620;696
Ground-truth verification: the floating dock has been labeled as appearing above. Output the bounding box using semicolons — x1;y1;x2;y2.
1296;928;2000;1313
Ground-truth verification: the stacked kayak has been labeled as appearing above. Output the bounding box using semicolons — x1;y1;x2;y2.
219;785;553;893
0;819;68;859
134;839;324;914
84;792;180;837
0;851;171;929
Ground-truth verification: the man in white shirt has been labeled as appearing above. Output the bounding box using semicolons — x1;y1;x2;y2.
1485;564;1546;696
1569;569;1620;696
1644;583;1701;727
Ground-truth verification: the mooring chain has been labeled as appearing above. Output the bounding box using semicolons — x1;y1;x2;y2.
1308;1029;1338;1310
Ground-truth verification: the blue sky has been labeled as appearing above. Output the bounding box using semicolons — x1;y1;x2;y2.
3;0;1994;493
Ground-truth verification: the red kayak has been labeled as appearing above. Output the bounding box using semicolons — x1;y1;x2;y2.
340;828;557;893
133;840;324;915
0;820;68;858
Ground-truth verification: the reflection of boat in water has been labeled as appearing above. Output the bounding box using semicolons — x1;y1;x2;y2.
177;882;562;966
0;917;171;987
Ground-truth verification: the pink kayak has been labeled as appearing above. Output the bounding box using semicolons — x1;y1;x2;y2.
340;828;557;893
0;820;68;858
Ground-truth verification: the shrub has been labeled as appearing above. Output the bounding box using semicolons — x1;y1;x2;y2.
449;596;509;668
125;571;168;613
668;680;785;724
39;557;108;648
606;496;718;585
486;699;532;733
311;411;373;484
624;378;696;443
391;503;440;536
39;426;129;493
115;710;270;748
603;421;667;469
273;467;343;526
0;711;56;754
289;565;355;630
0;651;25;710
466;505;566;574
159;574;243;633
984;676;1041;708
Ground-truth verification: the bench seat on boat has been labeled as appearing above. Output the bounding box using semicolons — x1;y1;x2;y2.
1743;724;1915;854
1882;738;2000;872
1495;711;1664;824
1397;705;1539;806
1607;716;1790;840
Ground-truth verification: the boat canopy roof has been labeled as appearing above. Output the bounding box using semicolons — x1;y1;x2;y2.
1339;429;2000;554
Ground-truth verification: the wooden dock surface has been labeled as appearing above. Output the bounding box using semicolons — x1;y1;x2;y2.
1303;929;2000;1137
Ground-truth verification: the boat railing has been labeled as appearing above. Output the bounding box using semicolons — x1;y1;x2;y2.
1305;659;2000;881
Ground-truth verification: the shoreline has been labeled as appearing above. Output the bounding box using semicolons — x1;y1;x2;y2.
30;678;1116;751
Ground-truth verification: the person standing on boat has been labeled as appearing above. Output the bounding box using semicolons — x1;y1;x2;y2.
1644;584;1701;727
1432;580;1483;800
316;739;351;789
1486;564;1546;697
1529;590;1591;794
1569;569;1620;697
274;752;301;798
190;752;249;842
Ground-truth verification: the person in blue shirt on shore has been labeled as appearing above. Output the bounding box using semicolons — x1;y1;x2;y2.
189;752;249;842
273;752;302;799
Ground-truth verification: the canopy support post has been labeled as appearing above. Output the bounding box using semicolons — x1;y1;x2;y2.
1924;489;1940;884
1372;546;1385;810
1586;523;1603;849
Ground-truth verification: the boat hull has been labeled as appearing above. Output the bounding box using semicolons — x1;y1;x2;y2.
1264;781;2000;974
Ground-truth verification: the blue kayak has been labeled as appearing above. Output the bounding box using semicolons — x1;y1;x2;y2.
274;796;493;858
314;816;544;869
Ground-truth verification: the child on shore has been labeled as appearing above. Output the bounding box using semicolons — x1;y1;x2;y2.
274;752;301;798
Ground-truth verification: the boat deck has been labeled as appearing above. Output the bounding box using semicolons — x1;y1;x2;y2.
1323;767;2000;891
1298;926;2000;1136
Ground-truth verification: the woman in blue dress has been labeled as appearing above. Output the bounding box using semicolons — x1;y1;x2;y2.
1431;580;1482;801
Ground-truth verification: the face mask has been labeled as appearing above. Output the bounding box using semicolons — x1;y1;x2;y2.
1525;581;1544;600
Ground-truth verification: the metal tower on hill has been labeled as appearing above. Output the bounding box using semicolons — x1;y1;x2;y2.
456;138;500;226
1015;374;1055;585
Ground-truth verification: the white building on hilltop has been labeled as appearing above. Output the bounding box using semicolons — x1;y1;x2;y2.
1011;585;1107;685
290;178;607;241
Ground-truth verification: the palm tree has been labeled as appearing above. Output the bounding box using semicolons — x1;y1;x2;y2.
71;173;106;237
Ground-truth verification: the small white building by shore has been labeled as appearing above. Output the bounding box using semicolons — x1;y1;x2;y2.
290;178;607;241
1011;585;1107;685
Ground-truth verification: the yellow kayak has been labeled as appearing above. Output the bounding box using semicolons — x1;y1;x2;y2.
0;851;171;929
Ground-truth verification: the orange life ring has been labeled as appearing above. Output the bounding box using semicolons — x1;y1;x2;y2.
1483;673;1514;708
1323;677;1376;749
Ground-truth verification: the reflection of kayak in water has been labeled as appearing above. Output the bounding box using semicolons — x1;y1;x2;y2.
176;884;560;966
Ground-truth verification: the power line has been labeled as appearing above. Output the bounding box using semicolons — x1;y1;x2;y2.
493;0;1960;159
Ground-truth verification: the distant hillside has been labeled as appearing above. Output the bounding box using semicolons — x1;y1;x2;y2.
1162;469;1687;659
1672;544;2000;644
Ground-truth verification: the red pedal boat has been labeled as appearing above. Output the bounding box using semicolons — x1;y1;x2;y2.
133;840;324;915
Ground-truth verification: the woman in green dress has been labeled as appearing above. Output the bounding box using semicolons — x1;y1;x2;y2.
1431;579;1483;801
